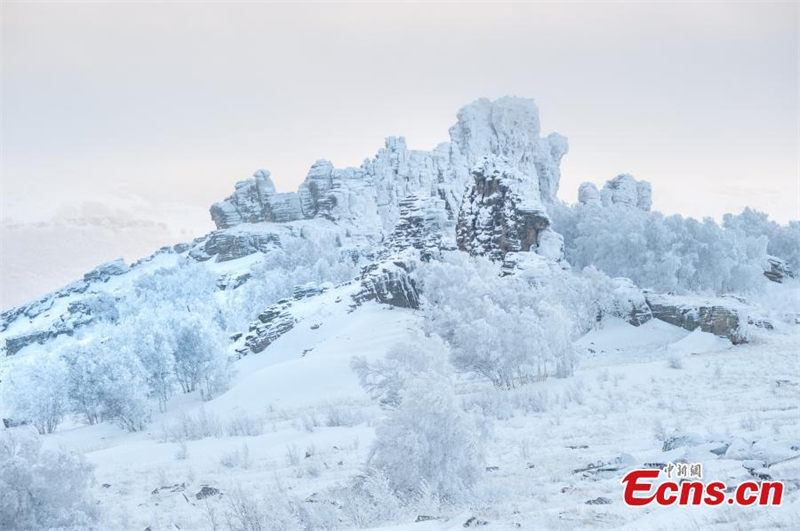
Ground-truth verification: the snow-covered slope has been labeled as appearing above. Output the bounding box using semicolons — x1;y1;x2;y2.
36;299;800;531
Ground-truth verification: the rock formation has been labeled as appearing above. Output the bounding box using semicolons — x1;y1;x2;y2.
579;174;652;211
209;97;567;237
645;292;771;344
456;156;563;264
764;255;794;283
352;260;420;310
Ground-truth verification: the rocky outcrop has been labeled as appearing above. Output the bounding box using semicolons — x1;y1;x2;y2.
456;156;562;263
83;259;130;283
384;195;449;261
579;174;652;211
210;97;568;234
4;293;119;356
202;231;282;262
292;282;331;301
610;278;652;326
449;96;569;203
764;255;794;283
216;272;252;291
4;330;57;356
353;260;420;309
239;300;297;356
600;174;652;211
645;293;770;344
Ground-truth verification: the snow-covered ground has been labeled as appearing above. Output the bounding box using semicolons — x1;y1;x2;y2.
32;286;799;531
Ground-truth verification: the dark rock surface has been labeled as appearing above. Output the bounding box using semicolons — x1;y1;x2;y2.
353;260;420;310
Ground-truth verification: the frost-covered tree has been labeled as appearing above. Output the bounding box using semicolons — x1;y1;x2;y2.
723;207;800;272
549;199;775;294
0;427;97;530
122;314;177;412
351;334;451;409
220;234;363;333
170;313;232;400
62;345;105;425
355;334;486;501
418;253;576;388
62;332;151;431
369;373;485;501
2;353;68;434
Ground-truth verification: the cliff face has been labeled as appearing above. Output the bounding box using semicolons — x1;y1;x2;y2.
455;156;561;263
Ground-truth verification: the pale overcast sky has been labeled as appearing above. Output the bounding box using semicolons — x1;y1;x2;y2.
2;1;799;228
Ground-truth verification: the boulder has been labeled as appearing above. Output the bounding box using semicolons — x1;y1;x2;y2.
195;486;221;500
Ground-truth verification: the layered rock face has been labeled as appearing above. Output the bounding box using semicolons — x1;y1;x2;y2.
645;293;771;344
353;261;420;310
456;156;563;264
764;255;794;283
384;195;450;261
209;97;568;237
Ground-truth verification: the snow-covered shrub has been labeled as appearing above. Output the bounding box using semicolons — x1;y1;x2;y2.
284;444;301;466
226;409;265;437
0;427;97;530
175;441;188;460
351;334;451;409
220;234;363;334
170;313;232;400
222;484;299;531
667;354;684;370
324;404;365;427
2;352;68;434
163;408;224;441
220;443;251;469
369;372;486;502
340;468;402;528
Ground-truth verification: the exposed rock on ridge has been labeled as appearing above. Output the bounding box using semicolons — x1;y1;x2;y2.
210;97;568;236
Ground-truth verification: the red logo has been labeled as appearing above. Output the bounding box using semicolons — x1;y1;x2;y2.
621;468;784;506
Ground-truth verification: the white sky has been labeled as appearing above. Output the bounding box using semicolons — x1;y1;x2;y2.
2;1;799;230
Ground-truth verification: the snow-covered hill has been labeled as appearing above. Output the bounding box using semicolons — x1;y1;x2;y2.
1;97;798;531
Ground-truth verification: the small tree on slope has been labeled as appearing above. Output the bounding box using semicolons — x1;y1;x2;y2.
2;352;68;434
368;371;486;502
